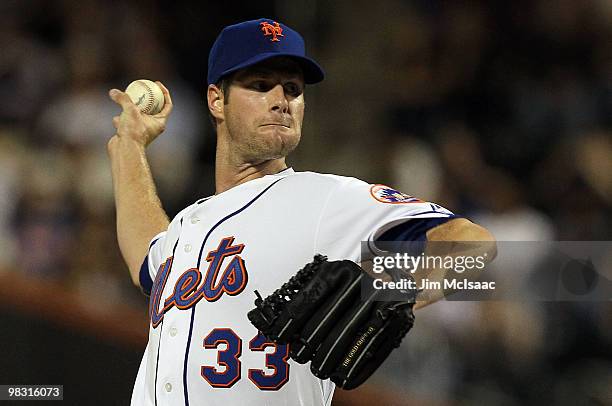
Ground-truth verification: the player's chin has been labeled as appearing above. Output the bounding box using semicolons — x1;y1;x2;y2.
259;127;300;156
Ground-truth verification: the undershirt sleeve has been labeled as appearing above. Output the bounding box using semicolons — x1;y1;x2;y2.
374;216;460;255
138;232;167;296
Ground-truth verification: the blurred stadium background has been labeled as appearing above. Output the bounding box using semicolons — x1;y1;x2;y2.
0;0;610;404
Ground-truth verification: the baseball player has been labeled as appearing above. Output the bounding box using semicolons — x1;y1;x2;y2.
107;19;494;406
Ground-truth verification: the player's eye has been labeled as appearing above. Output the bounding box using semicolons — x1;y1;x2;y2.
284;82;302;97
250;80;271;92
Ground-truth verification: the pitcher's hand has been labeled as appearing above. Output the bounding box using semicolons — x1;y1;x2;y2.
109;81;173;147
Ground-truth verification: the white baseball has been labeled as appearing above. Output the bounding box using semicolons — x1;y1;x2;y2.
124;79;165;115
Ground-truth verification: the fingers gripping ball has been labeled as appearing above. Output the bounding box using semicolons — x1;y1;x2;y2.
247;255;417;390
124;79;164;115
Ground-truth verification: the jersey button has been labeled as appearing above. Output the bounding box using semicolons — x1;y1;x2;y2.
165;383;172;393
169;327;177;337
190;216;199;224
184;244;192;253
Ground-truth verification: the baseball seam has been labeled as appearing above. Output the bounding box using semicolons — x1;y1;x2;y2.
141;81;155;114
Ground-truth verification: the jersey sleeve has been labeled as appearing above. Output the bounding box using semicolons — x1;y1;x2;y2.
139;231;168;296
314;179;457;261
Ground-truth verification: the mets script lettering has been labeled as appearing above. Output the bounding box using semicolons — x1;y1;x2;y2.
149;237;248;328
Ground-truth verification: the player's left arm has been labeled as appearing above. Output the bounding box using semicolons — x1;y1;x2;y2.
413;217;497;309
248;217;496;390
426;217;496;245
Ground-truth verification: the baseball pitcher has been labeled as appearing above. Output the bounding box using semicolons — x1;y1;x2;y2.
107;19;495;406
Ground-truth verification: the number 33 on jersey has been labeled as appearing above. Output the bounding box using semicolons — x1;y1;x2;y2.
149;237;289;389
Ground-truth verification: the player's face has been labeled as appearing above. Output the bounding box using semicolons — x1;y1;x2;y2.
222;58;305;162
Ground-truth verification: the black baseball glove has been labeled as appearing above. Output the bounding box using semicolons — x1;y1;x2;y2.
247;255;417;390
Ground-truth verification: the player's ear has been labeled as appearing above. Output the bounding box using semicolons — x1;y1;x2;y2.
207;84;224;120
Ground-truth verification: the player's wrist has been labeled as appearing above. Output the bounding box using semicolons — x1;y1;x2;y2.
107;134;148;156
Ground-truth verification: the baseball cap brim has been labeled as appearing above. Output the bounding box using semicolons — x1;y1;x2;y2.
216;52;325;85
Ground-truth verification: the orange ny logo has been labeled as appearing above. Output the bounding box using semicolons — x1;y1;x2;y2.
260;21;284;42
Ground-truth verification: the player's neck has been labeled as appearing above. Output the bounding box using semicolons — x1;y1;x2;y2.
215;154;288;194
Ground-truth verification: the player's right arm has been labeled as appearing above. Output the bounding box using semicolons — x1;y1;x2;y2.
107;82;173;286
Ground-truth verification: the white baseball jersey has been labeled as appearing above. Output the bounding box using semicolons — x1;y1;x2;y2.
131;168;454;406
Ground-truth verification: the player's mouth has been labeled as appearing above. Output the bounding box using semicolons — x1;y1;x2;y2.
261;123;291;129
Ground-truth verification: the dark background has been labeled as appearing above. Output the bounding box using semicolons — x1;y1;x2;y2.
0;0;610;404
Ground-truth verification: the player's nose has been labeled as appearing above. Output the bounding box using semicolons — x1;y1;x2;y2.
268;84;289;114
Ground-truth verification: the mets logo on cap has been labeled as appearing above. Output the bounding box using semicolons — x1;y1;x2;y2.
370;184;424;204
260;21;284;42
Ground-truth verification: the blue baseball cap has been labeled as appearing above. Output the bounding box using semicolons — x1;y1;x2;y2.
207;18;325;85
